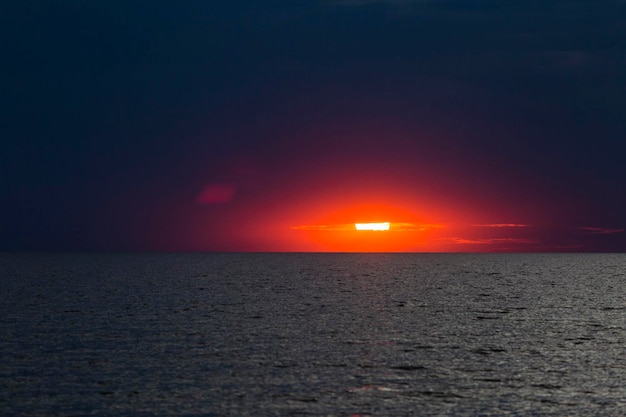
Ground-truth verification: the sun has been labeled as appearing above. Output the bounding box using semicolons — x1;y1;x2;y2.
355;222;391;231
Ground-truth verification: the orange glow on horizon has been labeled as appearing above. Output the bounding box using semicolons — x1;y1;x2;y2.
276;197;453;251
289;218;446;252
241;184;536;252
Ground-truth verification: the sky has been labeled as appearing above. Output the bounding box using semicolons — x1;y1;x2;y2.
2;0;626;252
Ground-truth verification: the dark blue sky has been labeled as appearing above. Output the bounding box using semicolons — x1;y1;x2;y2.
2;1;626;251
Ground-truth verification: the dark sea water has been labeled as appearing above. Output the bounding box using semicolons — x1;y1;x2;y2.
1;253;625;416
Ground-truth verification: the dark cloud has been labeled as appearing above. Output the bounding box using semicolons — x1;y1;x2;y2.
578;227;625;235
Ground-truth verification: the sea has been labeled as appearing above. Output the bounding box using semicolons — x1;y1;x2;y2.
1;253;625;416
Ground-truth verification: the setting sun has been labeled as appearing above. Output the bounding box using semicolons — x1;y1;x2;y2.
355;222;391;231
285;200;453;251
